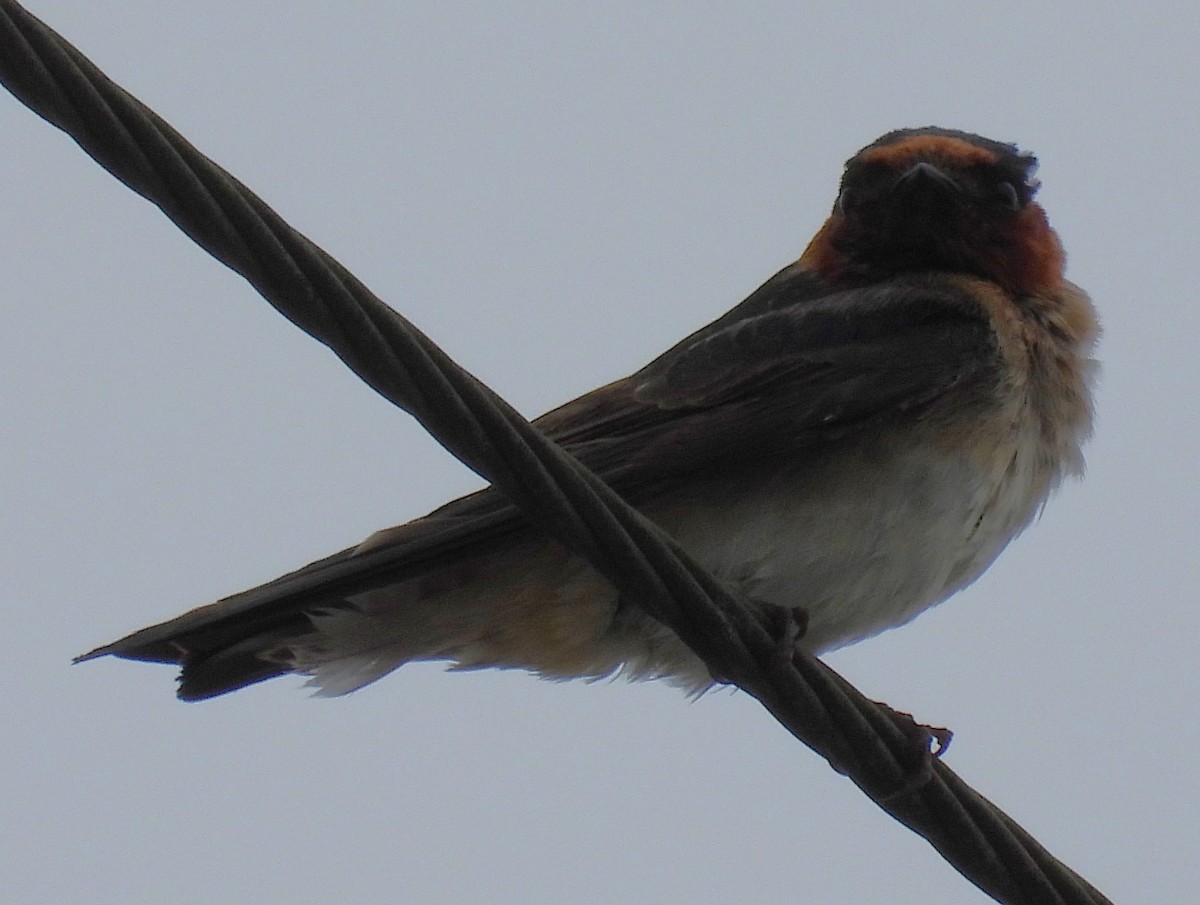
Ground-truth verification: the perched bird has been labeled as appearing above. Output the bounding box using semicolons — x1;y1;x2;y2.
79;127;1098;701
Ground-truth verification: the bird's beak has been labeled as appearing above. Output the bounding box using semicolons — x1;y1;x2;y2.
890;161;962;200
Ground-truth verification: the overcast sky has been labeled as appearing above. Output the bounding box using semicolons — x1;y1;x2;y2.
4;2;1198;903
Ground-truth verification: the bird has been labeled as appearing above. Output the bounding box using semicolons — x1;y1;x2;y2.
78;126;1098;701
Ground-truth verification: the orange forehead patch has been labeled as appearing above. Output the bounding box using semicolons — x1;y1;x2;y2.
859;134;997;169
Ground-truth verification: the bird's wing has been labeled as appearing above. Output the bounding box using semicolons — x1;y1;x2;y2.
541;271;998;490
82;268;999;694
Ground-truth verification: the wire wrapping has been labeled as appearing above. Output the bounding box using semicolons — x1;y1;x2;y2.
0;3;1113;903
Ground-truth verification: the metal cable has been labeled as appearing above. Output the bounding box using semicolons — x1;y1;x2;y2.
0;3;1113;902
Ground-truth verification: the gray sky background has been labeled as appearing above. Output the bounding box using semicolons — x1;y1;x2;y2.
4;2;1197;903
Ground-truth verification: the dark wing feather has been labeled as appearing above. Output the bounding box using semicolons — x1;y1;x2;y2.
83;267;999;697
540;273;997;489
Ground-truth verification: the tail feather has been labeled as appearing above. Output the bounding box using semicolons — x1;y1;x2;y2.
179;649;294;701
76;489;529;700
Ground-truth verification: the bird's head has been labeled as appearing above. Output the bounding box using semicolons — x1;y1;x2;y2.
801;127;1065;296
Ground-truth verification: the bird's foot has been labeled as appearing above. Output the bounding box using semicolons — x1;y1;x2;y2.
704;598;809;686
874;704;954;801
757;600;810;670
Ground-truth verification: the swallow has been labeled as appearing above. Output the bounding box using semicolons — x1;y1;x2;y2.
79;127;1098;700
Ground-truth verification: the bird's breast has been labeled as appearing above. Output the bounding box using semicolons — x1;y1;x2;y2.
651;418;1068;654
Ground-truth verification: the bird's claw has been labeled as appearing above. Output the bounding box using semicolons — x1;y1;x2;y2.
875;704;954;801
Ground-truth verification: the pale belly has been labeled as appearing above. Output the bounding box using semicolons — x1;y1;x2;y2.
299;428;1061;696
656;435;1053;658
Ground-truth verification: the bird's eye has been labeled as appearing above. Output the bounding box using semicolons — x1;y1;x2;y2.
996;181;1021;211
